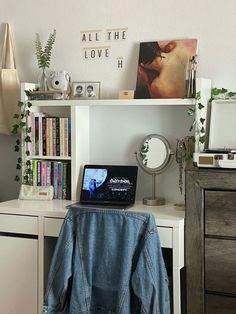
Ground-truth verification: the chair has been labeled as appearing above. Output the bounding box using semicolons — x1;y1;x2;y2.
43;206;170;314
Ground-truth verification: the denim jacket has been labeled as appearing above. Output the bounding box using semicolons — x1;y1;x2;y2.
43;206;170;314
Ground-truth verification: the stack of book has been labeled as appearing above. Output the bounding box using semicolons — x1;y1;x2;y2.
32;160;71;200
28;112;71;157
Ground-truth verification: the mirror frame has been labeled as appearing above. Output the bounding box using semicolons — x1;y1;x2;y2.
136;134;173;174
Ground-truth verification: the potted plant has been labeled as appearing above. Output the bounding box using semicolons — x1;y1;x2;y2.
35;29;56;91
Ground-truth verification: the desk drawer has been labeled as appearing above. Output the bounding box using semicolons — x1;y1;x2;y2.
44;218;64;237
158;227;172;248
205;191;236;237
0;214;38;235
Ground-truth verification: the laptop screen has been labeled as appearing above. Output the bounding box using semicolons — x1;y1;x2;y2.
80;165;138;206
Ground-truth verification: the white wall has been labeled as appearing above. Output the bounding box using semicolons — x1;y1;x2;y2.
0;0;236;202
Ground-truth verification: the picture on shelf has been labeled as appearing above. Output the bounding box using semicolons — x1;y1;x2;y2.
72;81;100;99
135;38;197;99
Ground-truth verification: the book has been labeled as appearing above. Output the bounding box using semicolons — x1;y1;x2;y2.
53;161;58;199
55;117;60;156
64;118;68;156
42;117;46;156
34;116;39;155
46;161;51;186
59;118;65;156
68;118;71;157
41;160;47;186
52;117;57;156
37;160;41;186
32;160;38;186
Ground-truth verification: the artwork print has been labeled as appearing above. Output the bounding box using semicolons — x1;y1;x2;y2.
135;39;197;99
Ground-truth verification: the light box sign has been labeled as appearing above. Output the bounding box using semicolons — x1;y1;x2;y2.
80;27;128;69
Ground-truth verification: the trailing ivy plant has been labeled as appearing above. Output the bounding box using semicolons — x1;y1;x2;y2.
187;91;205;145
187;87;236;147
11;91;33;185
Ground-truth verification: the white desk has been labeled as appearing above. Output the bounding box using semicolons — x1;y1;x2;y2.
0;200;184;314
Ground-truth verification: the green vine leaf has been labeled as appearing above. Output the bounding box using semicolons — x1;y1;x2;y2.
198;103;204;110
26;160;31;166
15;175;20;182
227;91;236;98
14;145;20;152
199;135;205;144
200;118;205;124
187;107;195;116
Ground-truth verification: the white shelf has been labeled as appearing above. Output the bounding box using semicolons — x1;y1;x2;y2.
28;155;71;160
29;98;195;107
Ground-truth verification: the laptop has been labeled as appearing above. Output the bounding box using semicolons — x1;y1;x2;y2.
72;164;138;210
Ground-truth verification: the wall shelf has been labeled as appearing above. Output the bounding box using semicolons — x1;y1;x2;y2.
29;98;196;107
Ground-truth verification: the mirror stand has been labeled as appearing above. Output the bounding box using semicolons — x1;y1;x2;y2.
143;173;165;206
136;134;174;206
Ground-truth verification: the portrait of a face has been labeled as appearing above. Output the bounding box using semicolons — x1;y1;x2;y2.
135;39;197;99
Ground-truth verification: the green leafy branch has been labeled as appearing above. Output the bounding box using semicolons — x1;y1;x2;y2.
187;91;206;144
35;29;56;70
11;92;33;184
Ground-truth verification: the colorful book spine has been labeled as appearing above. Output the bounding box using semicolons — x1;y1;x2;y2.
55;117;60;156
41;160;47;186
38;113;45;156
42;117;46;156
53;161;58;199
52;118;56;156
64;118;68;156
60;118;65;156
34;116;39;155
48;117;53;156
46;161;51;186
57;162;62;200
62;162;67;200
37;160;41;186
66;162;71;200
33;160;38;186
46;118;50;156
68;118;71;157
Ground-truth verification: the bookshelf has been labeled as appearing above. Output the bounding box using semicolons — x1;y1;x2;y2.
21;80;210;202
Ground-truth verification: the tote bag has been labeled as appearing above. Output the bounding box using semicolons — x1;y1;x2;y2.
0;23;20;135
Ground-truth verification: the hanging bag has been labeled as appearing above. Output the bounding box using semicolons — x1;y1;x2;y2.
0;23;20;135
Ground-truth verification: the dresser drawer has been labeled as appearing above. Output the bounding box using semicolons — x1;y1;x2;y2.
44;217;64;237
205;294;236;314
205;190;236;237
0;214;38;235
205;238;236;294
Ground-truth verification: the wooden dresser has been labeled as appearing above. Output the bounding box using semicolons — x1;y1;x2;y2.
186;168;236;314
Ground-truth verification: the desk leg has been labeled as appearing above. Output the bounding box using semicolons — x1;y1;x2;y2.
173;267;181;314
172;223;184;314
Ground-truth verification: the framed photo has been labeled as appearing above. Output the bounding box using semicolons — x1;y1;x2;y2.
72;81;100;99
135;39;197;99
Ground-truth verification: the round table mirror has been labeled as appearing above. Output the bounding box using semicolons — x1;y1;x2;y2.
136;134;174;206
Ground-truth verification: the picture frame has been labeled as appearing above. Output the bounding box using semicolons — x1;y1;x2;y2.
72;81;100;99
135;39;197;99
